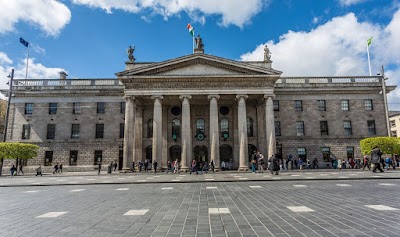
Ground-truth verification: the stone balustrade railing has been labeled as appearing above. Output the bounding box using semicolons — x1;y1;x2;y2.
277;76;381;84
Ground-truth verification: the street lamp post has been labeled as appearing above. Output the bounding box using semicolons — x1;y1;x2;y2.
380;66;391;137
0;69;14;176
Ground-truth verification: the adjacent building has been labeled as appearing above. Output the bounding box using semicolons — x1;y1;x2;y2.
389;111;400;137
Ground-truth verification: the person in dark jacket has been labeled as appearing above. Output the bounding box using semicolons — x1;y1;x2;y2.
270;155;279;175
370;146;384;173
153;161;158;173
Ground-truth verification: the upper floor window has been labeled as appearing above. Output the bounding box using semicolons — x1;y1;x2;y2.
71;124;80;139
22;124;31;140
49;103;57;114
294;100;303;112
296;121;305;136
318;100;326;111
275;121;281;137
298;147;307;161
341;100;349;111
172;119;181;139
73;102;81;114
247;117;254;137
47;124;56;139
365;99;373;111
273;100;279;111
95;124;104;139
97;102;105;114
196;119;205;135
120;123;124;139
120;102;125;114
220;118;229;138
44;151;53;166
367;120;376;135
343;120;352;136
147;119;153;138
25;103;33;115
70;150;78;166
320;121;329;136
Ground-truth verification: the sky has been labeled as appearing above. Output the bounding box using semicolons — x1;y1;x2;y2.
0;0;399;110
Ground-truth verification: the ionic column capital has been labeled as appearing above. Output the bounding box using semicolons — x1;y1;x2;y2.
151;95;164;100
236;94;248;100
207;94;220;100
124;95;135;102
263;94;276;100
179;95;192;101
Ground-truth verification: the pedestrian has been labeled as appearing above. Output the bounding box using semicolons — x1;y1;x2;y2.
201;162;209;174
306;159;311;170
271;155;280;175
363;155;370;170
251;152;257;174
355;158;361;169
221;160;226;171
257;151;264;173
210;160;215;173
144;159;149;172
36;164;42;176
132;161;136;172
98;162;102;175
313;158;319;169
114;161;118;171
166;160;172;174
110;161;114;173
10;164;17;176
153;160;158;173
190;159;197;175
138;161;142;172
18;163;24;175
371;146;384;173
59;163;63;173
338;159;342;170
173;159;179;174
298;158;303;170
53;163;59;174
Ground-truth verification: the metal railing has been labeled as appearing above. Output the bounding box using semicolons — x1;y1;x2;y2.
12;79;122;87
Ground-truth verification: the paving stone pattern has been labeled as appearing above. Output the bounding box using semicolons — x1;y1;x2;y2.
0;179;400;237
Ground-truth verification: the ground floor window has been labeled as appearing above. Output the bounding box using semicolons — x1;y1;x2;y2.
70;150;78;166
94;150;102;165
44;151;53;166
322;147;330;162
297;147;307;161
346;147;354;159
220;145;233;162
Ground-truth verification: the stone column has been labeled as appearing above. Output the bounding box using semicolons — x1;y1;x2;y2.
179;95;192;171
133;106;143;165
208;95;220;171
236;95;248;171
265;95;276;158
151;96;163;167
122;96;136;172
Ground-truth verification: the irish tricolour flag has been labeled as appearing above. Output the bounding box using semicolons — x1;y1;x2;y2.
187;23;194;37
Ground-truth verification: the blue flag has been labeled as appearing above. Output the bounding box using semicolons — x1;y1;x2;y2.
19;37;29;47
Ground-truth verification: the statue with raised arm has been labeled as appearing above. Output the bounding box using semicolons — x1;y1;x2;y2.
264;45;271;61
127;45;135;62
195;34;204;50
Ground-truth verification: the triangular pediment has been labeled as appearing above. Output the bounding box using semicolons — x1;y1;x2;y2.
116;53;282;77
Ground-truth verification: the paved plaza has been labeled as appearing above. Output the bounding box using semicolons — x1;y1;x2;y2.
0;171;400;237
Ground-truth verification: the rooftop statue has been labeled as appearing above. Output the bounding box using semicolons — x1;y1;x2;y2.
264;45;271;61
127;45;135;62
195;34;204;51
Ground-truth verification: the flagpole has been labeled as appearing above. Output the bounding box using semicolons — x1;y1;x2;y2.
192;32;195;54
366;41;372;76
25;44;30;79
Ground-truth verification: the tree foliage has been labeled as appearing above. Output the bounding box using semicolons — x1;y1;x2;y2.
360;137;400;155
0;142;39;160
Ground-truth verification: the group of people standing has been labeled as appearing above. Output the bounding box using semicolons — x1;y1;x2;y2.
250;151;280;175
9;164;24;176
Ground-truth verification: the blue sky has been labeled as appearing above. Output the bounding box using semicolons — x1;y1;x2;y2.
0;0;399;109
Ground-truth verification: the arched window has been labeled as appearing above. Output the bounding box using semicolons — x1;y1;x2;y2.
247;117;254;137
147;119;153;138
196;119;205;135
172;119;180;139
220;118;229;138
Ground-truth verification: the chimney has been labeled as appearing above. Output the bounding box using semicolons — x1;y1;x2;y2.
59;71;68;80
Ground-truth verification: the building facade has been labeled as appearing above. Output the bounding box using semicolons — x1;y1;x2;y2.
389;111;400;137
1;45;395;172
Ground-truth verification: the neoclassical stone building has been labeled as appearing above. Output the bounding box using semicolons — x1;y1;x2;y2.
1;42;395;172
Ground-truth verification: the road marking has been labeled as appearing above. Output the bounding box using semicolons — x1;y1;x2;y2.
371;175;382;178
205;179;215;181
365;205;398;211
161;187;174;190
67;182;79;184
293;185;307;188
239;178;248;180
291;175;300;177
171;179;180;181
234;176;242;178
116;188;129;191
305;177;315;179
379;183;396;186
179;175;186;177
287;206;315;213
336;184;351;187
70;189;85;192
348;173;359;176
124;209;149;216
338;176;348;179
206;187;218;189
250;186;262;188
24;190;39;193
209;208;230;214
37;212;68;218
272;177;281;180
137;180;147;182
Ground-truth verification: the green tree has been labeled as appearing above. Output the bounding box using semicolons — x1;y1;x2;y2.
0;142;39;175
360;137;400;155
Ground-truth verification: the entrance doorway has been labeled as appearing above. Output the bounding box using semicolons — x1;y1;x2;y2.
194;146;208;163
169;145;181;162
118;149;123;170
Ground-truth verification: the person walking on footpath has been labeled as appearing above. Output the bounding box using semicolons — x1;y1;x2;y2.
257;151;264;173
371;146;384;173
271;155;280;175
221;160;226;171
363;155;370;170
59;163;63;173
166;160;172;174
190;159;197;175
144;159;149;172
36;164;42;176
173;159;179;174
298;158;303;170
210;160;215;173
53;163;59;174
113;160;118;172
10;164;17;176
18;164;24;175
338;158;342;170
98;162;102;175
153;160;158;173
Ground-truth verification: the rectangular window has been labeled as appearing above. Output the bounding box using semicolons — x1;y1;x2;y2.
70;150;78;166
390;120;396;127
120;102;125;114
44;151;53;166
73;102;81;114
46;124;56;139
95;124;104;139
297;147;307;161
318;100;326;111
296;121;304;136
367;120;376;135
346;147;354;159
322;147;330;162
273;100;279;111
120;123;124;139
22;124;31;139
365;99;373;111
294;100;303;112
320;121;329;136
341;100;349;111
275;121;281;136
49;103;57;114
24;103;33;115
391;131;397;137
94;150;102;165
343;120;352;136
71;124;80;139
97;102;105;114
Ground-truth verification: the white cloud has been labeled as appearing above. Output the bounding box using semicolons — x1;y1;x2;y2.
71;0;269;28
338;0;366;6
240;10;400;110
0;0;71;36
312;17;320;24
